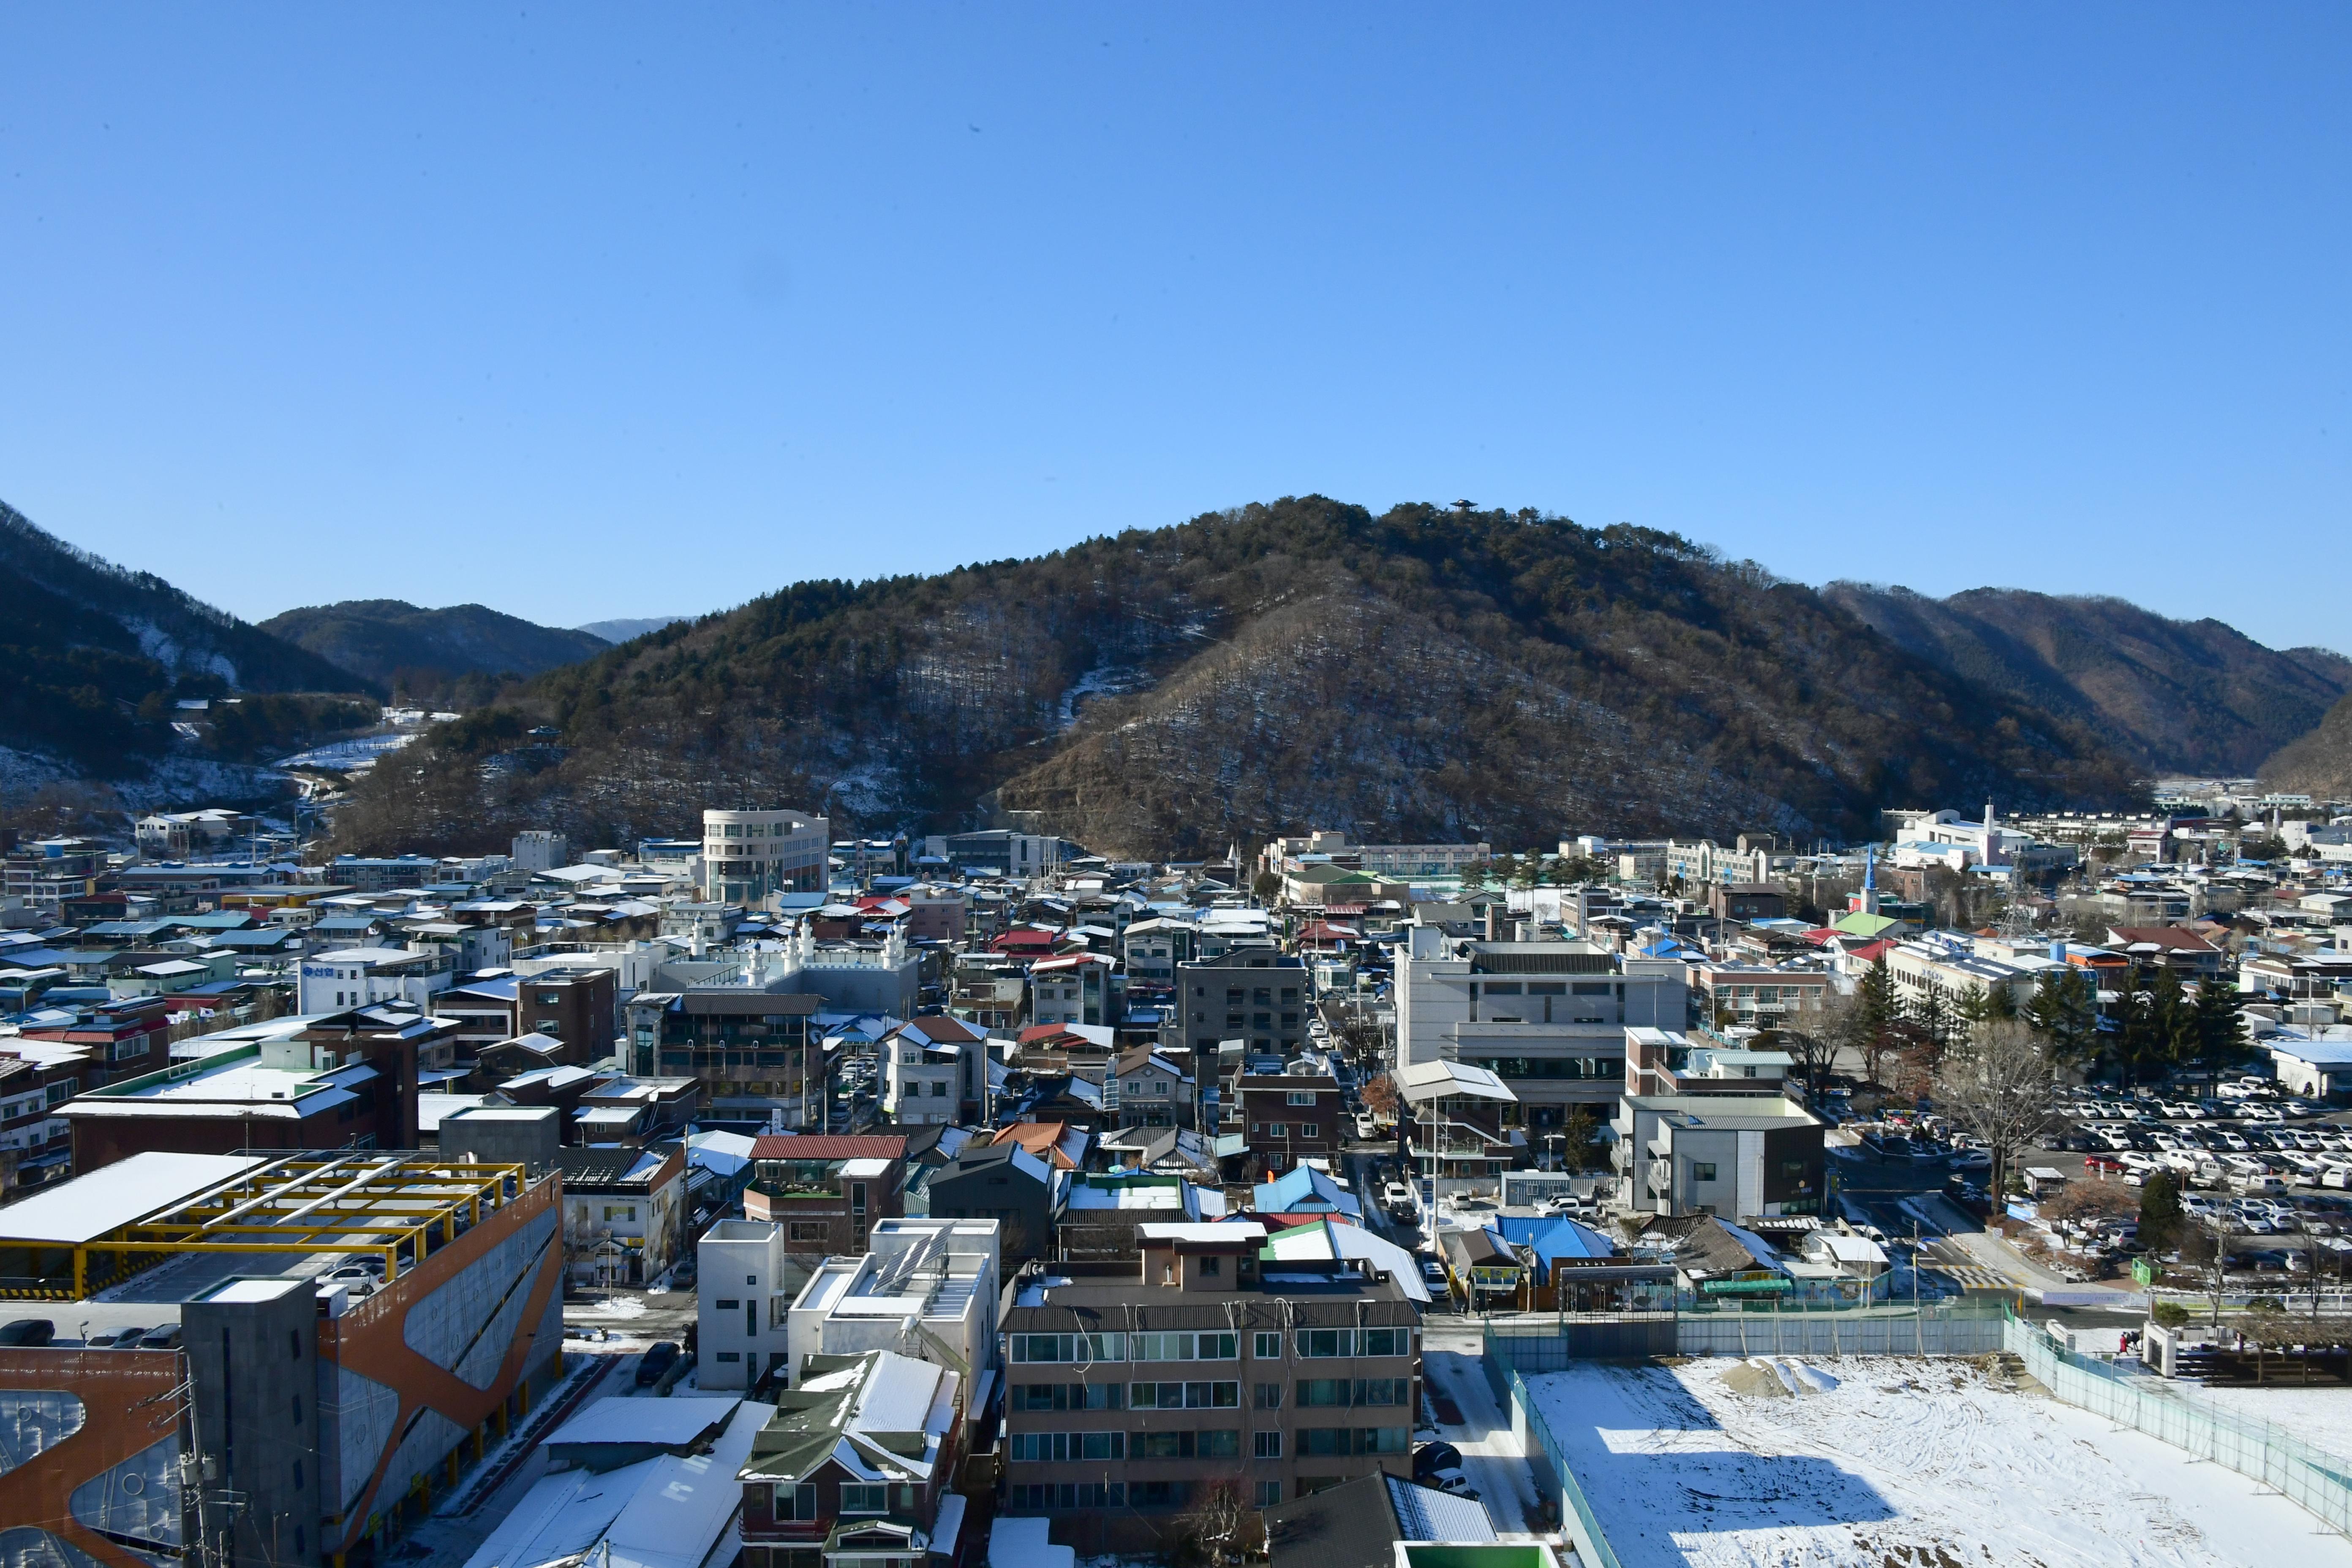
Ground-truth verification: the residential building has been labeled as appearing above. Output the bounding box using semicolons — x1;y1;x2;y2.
1108;1045;1195;1129
699;1218;793;1389
1689;965;1832;1033
1612;1094;1825;1219
705;807;832;905
1174;949;1308;1060
556;1141;687;1285
784;1216;1001;1388
735;1349;970;1568
1235;1070;1342;1174
999;1220;1421;1547
628;988;825;1124
884;1016;978;1125
3;838;110;917
516;964;618;1062
744;1133;909;1266
1121;917;1196;984
1029;952;1115;1027
1708;883;1788;921
1058;1171;1227;1261
924;1143;1058;1260
1623;1028;1796;1097
512;829;570;872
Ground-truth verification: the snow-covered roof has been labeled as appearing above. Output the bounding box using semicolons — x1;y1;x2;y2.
0;1152;262;1244
545;1395;743;1450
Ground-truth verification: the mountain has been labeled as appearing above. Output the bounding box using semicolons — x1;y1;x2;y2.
2259;691;2352;801
0;499;376;787
328;497;2146;859
1819;584;2351;778
259;600;613;691
577;616;691;644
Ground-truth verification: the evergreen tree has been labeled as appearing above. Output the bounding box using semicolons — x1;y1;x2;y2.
2192;977;2243;1064
2026;968;2099;1064
2140;1171;2183;1257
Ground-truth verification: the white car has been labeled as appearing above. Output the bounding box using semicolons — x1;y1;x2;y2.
1382;1181;1413;1210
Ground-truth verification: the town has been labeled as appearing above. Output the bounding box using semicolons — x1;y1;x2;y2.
3;782;2350;1568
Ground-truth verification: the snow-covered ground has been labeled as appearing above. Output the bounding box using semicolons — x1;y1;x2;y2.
2192;1383;2352;1462
1527;1356;2352;1568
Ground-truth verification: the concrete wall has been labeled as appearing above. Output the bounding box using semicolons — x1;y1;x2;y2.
185;1279;327;1568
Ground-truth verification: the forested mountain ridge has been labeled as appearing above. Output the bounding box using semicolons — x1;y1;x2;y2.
0;498;376;781
329;498;2146;858
259;599;615;697
1821;583;2349;777
2260;691;2352;802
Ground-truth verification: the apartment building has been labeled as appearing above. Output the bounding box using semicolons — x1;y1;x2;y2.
1689;964;1832;1032
1107;1046;1194;1129
626;988;825;1124
556;1141;687;1285
1394;928;1685;1134
1174;949;1308;1059
1000;1221;1422;1551
743;1133;908;1262
704;807;832;905
1030;951;1116;1027
1623;1027;1796;1097
297;945;458;1013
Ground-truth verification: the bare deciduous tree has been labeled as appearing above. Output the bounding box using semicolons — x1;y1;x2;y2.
1170;1476;1266;1568
1933;1018;2055;1201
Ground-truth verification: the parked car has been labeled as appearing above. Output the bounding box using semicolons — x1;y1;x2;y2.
636;1340;681;1386
1413;1441;1462;1479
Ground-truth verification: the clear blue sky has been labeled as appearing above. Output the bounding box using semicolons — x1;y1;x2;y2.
1;6;2345;649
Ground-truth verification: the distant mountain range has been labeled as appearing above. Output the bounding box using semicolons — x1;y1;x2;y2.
577;616;691;644
1821;583;2350;778
258;599;614;687
15;493;2345;828
0;499;375;792
327;497;2159;859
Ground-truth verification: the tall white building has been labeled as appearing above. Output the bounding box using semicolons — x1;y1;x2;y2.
702;807;830;906
512;830;570;872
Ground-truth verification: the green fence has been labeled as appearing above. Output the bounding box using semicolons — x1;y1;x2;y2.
1482;1324;1623;1568
2003;1316;2352;1540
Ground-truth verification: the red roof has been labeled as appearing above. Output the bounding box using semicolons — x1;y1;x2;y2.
1848;939;1897;962
748;1135;907;1160
990;928;1060;952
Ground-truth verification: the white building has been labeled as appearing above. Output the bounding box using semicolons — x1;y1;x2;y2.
883;1016;986;1125
698;1218;792;1389
296;946;458;1012
511;830;570;873
1612;1094;1826;1219
703;807;830;906
784;1217;1001;1387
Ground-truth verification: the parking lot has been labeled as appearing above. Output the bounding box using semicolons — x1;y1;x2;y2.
2025;1074;2352;1287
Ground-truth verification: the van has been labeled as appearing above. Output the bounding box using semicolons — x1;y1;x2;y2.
2235;1172;2287;1196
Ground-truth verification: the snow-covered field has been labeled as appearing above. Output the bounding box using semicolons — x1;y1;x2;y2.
1528;1356;2352;1568
2192;1383;2352;1462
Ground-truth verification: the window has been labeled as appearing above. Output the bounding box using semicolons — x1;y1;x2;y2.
789;1222;831;1244
1286;1091;1317;1106
715;1351;740;1362
1692;1162;1719;1182
1128;1381;1238;1409
1254;1430;1282;1459
1010;1483;1124;1510
1297;1427;1410;1456
1015;1383;1122;1411
1253;1332;1282;1359
1256;1481;1282;1506
602;1205;636;1222
1253;1382;1282;1409
1296;1378;1351;1407
1299;1124;1319;1141
1297;1328;1404;1358
841;1485;889;1514
1269;1123;1289;1138
1009;1431;1125;1462
716;1298;740;1311
1199;1256;1221;1277
537;992;561;1006
1129;1331;1236;1362
1013;1332;1127;1363
1132;1430;1239;1460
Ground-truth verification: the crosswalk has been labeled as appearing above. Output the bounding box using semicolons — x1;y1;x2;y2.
1920;1261;2021;1291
